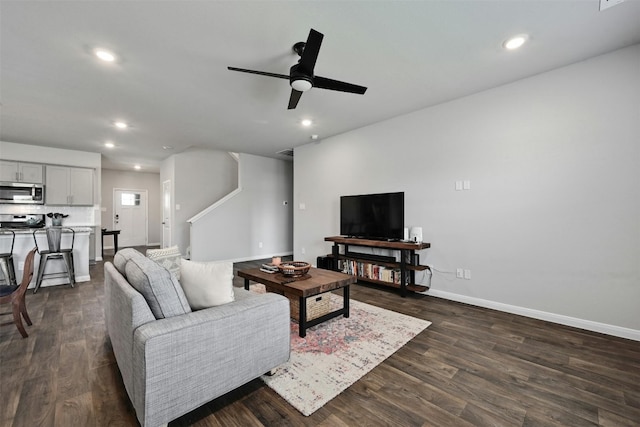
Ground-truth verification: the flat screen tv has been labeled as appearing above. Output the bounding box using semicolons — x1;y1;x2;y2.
340;192;404;240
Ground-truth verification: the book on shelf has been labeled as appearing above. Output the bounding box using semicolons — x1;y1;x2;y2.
339;259;401;284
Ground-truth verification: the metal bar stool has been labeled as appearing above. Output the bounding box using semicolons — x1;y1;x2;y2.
0;230;17;287
32;227;75;293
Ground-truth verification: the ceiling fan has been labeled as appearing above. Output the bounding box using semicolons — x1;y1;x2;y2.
228;29;367;110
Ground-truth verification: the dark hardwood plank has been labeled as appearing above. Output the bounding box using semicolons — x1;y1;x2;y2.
54;392;95;427
1;252;639;427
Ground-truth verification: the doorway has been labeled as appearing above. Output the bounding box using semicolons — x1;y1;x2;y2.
114;189;148;248
162;180;171;248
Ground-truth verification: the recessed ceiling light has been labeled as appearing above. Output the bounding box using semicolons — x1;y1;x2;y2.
94;48;116;62
134;164;141;170
114;121;128;129
503;34;529;50
104;142;115;148
162;145;174;150
301;119;312;127
310;135;319;140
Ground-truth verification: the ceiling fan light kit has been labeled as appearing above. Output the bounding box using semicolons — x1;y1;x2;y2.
228;28;367;109
291;78;312;92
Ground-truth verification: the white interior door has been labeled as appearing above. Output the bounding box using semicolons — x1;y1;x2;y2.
114;189;148;248
162;180;171;248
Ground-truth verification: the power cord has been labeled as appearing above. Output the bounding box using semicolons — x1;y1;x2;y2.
414;264;458;294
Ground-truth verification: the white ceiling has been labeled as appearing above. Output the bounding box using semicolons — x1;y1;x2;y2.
1;1;639;172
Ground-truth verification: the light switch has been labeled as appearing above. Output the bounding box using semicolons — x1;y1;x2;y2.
299;203;306;210
455;181;463;191
463;180;471;190
175;204;181;211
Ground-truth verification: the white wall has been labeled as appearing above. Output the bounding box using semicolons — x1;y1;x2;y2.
190;153;293;262
160;148;238;254
101;169;162;245
294;45;640;339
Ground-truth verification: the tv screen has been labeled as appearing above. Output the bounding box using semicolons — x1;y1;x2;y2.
340;192;404;240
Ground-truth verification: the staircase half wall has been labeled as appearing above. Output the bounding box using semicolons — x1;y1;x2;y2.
189;153;293;262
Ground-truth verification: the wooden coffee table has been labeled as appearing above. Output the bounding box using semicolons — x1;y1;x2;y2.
238;266;355;337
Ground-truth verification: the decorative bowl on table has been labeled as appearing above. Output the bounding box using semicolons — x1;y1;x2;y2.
278;261;311;277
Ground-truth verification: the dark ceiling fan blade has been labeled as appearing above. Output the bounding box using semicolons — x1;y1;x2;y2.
288;89;303;109
297;29;323;75
313;76;367;94
227;66;289;80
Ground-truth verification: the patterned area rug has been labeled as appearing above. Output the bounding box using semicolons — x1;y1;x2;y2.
251;285;431;416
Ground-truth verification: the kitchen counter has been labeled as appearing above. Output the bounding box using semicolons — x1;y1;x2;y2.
1;226;92;234
0;227;90;289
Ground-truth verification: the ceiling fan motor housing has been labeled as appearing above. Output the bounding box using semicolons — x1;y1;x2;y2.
289;64;313;92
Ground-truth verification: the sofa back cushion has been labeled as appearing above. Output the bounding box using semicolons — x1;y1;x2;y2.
114;247;145;277
125;255;192;319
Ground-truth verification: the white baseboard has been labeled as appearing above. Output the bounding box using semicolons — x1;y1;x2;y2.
27;274;91;288
221;251;294;264
425;289;640;342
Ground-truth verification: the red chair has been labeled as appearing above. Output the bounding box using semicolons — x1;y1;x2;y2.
0;247;36;338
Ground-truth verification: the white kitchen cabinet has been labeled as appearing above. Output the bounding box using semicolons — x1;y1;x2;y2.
0;160;44;183
45;165;94;205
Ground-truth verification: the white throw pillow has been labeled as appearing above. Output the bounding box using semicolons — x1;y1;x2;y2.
179;259;235;309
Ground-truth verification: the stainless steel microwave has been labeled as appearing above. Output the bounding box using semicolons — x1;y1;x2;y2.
0;182;45;204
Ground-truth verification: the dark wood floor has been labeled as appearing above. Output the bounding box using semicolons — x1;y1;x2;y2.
1;249;639;427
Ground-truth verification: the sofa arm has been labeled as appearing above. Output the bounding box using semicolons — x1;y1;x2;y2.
131;289;290;427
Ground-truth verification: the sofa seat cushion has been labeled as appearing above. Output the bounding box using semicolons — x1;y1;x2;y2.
125;255;192;319
179;259;235;310
146;246;182;280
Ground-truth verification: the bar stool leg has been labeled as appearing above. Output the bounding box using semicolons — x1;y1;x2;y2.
33;254;48;294
7;256;17;287
62;253;75;288
68;252;75;284
0;256;17;287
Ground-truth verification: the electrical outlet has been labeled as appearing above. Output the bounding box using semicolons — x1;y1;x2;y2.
464;269;471;280
301;247;306;255
456;268;464;278
600;0;625;11
258;242;263;248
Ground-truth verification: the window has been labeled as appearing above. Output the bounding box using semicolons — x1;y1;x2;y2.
121;192;141;206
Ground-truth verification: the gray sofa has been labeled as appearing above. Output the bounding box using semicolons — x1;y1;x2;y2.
104;249;290;427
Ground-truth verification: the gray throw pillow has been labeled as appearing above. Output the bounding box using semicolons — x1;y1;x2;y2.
125;255;191;319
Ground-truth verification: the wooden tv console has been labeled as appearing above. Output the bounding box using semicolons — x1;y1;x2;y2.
324;236;431;297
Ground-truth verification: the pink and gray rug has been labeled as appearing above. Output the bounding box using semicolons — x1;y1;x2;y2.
253;287;431;416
